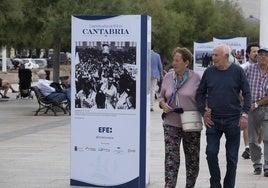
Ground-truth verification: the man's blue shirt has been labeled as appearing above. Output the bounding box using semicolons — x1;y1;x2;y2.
151;50;162;79
196;63;251;117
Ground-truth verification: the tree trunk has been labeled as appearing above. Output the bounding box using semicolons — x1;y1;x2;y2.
36;48;41;58
53;35;61;82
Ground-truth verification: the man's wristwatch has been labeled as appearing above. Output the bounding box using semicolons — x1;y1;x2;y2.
254;102;258;108
241;112;248;118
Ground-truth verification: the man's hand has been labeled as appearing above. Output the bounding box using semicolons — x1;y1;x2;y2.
239;116;248;130
203;107;214;128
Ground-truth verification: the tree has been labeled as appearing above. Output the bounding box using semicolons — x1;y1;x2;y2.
0;0;260;71
0;0;23;47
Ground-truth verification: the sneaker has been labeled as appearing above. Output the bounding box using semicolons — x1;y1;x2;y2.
2;96;10;99
264;169;268;177
154;93;158;100
254;167;262;175
242;148;250;159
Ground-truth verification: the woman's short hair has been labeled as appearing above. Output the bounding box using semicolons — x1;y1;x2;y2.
172;47;193;63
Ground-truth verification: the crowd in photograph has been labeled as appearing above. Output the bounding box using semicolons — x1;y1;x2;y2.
74;44;136;110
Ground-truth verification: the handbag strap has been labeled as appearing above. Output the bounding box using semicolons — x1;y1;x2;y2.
167;69;189;105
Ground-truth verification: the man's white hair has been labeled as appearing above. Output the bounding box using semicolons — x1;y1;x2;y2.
37;70;46;77
215;44;230;55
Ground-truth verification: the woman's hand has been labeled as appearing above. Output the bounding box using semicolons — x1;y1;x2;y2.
160;101;173;113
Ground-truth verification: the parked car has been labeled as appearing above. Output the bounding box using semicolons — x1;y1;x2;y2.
23;58;39;69
34;58;47;68
0;58;14;71
13;58;39;69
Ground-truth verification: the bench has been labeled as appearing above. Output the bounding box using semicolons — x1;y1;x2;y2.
0;87;4;98
32;86;68;116
0;78;6;98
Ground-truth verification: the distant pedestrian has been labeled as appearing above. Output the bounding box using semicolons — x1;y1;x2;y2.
150;44;163;111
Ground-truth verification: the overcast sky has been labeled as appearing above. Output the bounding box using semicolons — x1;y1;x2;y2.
236;0;260;19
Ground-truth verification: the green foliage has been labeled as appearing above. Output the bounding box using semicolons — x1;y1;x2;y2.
0;0;24;46
0;0;260;61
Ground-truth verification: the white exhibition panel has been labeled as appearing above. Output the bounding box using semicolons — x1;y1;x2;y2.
194;37;248;76
71;15;150;187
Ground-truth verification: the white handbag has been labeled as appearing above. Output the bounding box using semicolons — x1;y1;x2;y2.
174;89;203;132
181;111;203;132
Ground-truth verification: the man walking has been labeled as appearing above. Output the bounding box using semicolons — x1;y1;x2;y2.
241;43;263;159
244;47;268;176
196;44;251;188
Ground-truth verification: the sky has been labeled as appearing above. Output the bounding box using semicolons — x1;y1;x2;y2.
235;0;260;19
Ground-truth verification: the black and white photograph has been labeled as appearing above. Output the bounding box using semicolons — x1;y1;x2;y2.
74;41;137;110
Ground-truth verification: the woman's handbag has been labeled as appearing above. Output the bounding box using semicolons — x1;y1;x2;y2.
161;107;184;120
180;111;203;132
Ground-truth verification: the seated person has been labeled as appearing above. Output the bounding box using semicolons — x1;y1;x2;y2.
37;70;71;107
64;71;71;88
64;76;71;88
0;78;18;98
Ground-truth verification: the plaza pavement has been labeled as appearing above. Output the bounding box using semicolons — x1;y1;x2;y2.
0;85;267;188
